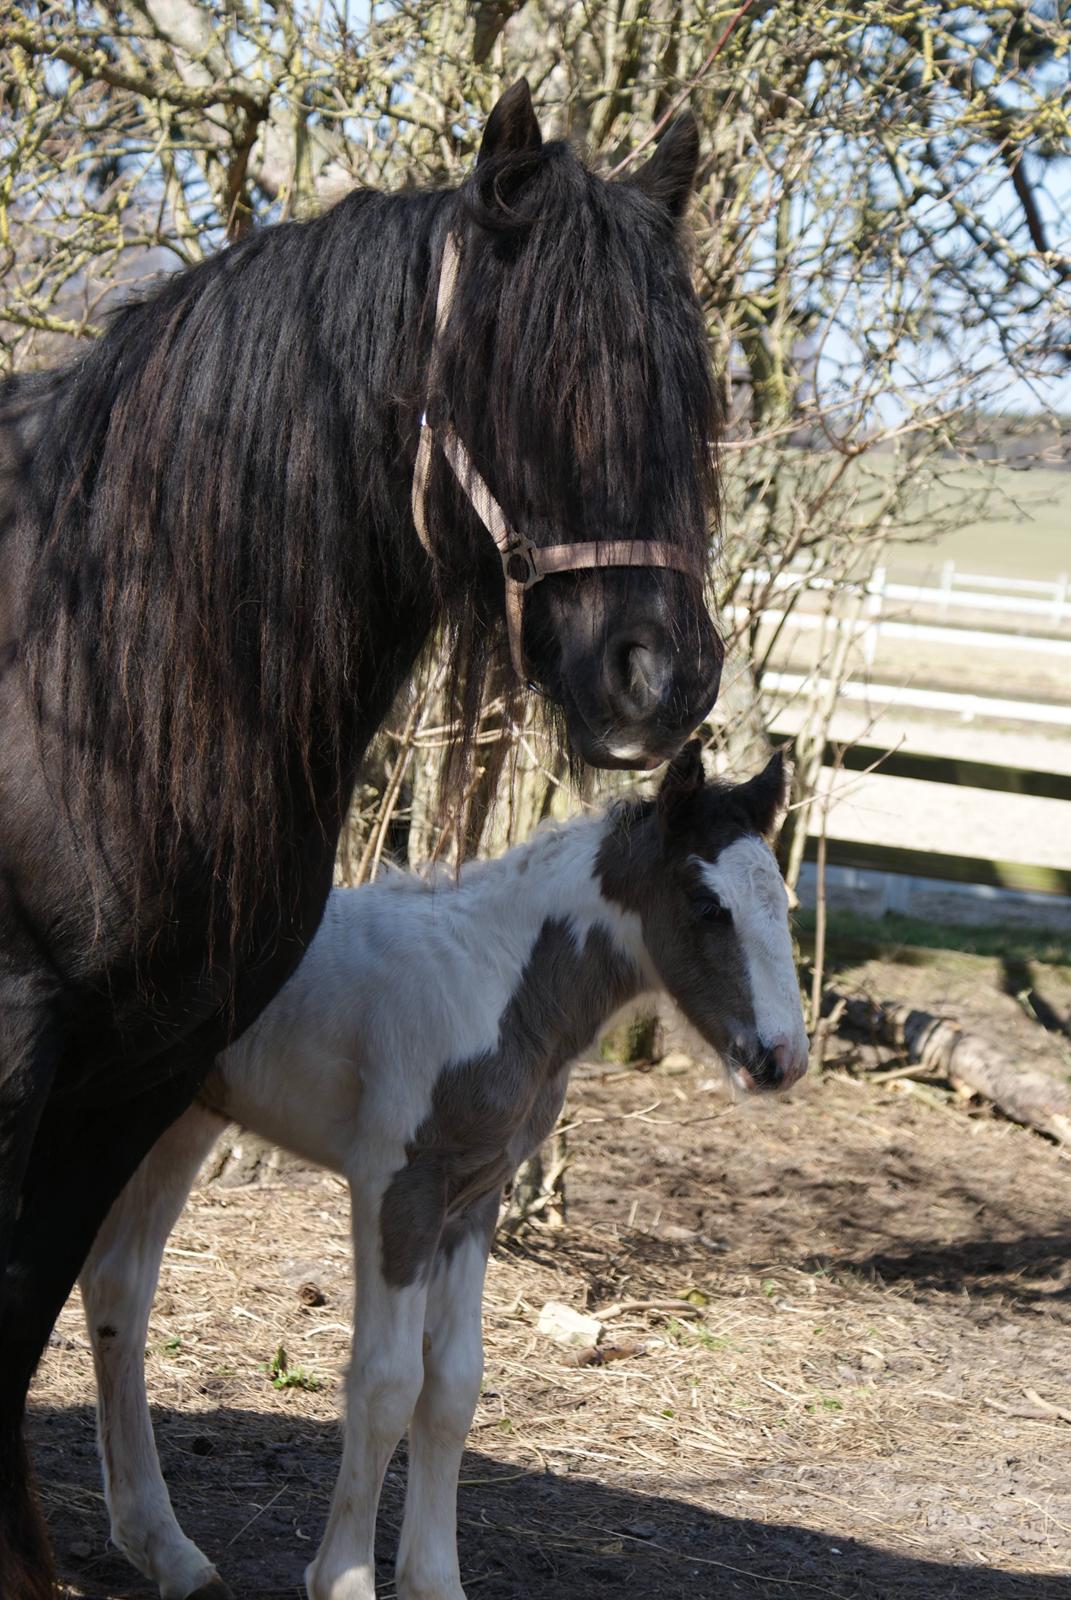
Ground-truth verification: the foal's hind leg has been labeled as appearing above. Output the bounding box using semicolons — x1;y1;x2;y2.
395;1203;495;1600
0;978;63;1600
81;1102;228;1600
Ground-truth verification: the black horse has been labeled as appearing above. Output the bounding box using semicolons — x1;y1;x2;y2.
0;82;722;1598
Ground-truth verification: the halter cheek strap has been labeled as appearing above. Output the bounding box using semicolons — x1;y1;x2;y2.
411;234;700;683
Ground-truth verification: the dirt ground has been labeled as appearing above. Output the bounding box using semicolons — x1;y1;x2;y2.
30;946;1071;1600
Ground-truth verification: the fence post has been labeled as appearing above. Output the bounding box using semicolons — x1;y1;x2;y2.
864;565;886;671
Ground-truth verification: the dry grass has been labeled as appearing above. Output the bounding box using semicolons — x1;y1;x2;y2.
32;1016;1071;1599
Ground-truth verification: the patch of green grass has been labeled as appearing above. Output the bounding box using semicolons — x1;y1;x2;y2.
885;462;1071;583
663;1317;734;1352
797;907;1071;967
266;1344;324;1393
805;1395;844;1414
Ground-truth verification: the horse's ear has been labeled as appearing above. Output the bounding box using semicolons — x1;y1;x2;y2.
736;749;790;838
658;738;705;831
478;80;542;166
630;114;700;218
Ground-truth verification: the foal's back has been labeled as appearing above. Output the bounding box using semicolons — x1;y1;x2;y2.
206;814;643;1176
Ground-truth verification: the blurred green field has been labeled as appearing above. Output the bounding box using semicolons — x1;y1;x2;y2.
878;462;1069;584
736;453;1070;585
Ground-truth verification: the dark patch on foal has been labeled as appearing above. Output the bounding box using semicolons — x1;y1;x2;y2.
595;798;755;1059
380;918;639;1288
438;1188;501;1269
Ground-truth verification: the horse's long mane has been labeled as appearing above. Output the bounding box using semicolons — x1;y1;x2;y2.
3;186;454;951
0;135;718;957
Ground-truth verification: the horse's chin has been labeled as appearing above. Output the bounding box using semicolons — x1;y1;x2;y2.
555;691;681;772
562;711;671;771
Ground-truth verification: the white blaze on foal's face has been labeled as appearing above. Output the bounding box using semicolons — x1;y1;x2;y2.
598;740;809;1094
695;835;809;1091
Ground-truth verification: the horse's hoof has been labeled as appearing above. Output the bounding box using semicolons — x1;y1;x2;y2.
186;1580;235;1600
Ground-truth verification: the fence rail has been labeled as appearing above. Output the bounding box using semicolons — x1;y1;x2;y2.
802;837;1071;899
765;670;1071;728
751;561;1071;911
740;559;1071;627
726;605;1071;658
821;743;1071;803
804;743;1071;903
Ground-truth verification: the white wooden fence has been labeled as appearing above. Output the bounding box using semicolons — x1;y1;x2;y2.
737;561;1071;923
733;559;1071;684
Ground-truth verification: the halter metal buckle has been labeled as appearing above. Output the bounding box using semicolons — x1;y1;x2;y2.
501;539;542;590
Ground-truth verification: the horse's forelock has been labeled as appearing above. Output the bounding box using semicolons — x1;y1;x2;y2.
432;141;720;564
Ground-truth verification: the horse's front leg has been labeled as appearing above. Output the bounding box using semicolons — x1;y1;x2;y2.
305;1171;430;1600
80;1101;227;1600
0;985;62;1600
395;1199;496;1600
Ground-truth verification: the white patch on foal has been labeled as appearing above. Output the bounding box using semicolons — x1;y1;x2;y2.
696;836;808;1081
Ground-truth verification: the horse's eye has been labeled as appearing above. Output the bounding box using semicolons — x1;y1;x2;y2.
695;896;732;927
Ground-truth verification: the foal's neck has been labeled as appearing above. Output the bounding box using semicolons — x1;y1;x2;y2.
457;813;653;1002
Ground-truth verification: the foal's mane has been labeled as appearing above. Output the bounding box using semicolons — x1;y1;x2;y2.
0;133;719;960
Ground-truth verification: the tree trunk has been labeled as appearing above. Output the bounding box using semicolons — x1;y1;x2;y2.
832;991;1071;1147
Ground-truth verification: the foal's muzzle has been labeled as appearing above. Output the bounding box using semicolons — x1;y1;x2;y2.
732;1033;809;1094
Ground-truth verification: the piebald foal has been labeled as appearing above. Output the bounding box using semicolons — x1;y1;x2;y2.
80;744;807;1600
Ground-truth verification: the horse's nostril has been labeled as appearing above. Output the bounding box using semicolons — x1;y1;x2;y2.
625;643;655;698
609;638;670;717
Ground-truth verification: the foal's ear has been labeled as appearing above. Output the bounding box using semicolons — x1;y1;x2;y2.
737;749;790;838
478;80;543;166
658;738;705;831
630;114;701;218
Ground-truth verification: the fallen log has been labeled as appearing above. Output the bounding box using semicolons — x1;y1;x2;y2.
828;991;1071;1148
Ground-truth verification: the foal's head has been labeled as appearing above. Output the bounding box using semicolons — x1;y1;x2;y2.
600;743;809;1092
424;82;723;770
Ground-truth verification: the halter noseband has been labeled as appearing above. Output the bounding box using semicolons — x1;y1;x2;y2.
410;234;701;683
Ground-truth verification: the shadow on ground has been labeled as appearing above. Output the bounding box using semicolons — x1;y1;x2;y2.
805;1231;1071;1304
32;1403;1068;1600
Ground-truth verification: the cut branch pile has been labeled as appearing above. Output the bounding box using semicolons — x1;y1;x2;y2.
829;990;1071;1148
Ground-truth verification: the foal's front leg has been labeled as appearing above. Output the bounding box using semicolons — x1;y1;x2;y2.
81;1101;227;1600
395;1202;495;1600
305;1173;430;1600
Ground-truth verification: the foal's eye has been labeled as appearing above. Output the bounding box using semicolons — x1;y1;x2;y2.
695;896;732;927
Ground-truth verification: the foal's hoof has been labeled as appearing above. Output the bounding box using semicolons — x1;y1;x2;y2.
186;1580;236;1600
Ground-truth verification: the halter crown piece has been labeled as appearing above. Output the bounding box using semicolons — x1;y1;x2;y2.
410;234;701;683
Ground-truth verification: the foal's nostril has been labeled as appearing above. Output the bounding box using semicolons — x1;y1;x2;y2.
748;1047;782;1091
733;1037;786;1093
